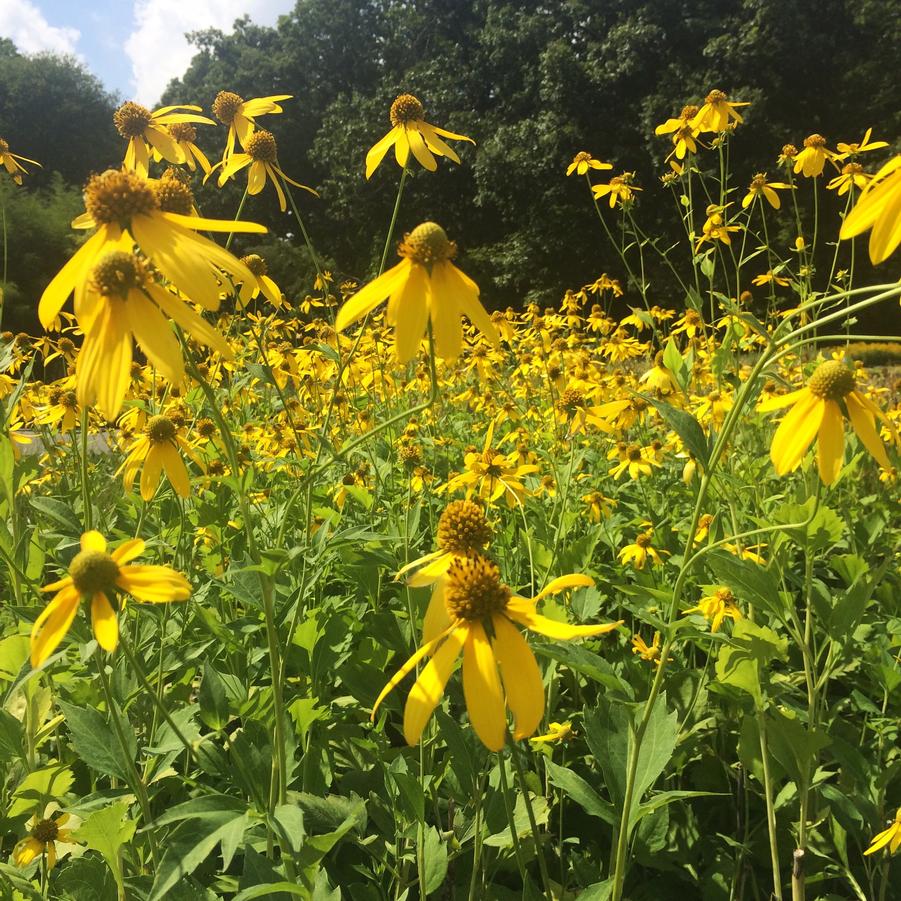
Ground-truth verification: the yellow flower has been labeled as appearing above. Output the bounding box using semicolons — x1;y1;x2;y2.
742;173;792;210
690;90;749;134
618;529;666;569
335;222;499;363
0;136;41;184
827;162;870;196
609;445;659;480
654;105;701;159
566;151;613;176
752;270;791;288
366;94;474;179
120;414;199;500
75;241;234;420
113;101;213;176
31;530;190;666
694;513;715;543
836;128;888;159
14;811;77;868
638;352;679;396
164;122;213;174
696;204;741;251
839;155;901;264
631;632;663;665
684;587;742;632
38;169;266;332
215;129;317;212
371;554;620;750
592;172;642;208
864;807;901;856
531;721;574;744
239;254;283;307
582;490;616;523
793;134;839;178
212;91;292;162
760;360;896;484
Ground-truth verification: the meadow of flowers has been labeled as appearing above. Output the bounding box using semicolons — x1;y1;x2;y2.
0;86;899;901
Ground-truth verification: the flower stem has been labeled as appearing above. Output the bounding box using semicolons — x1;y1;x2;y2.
510;738;553;897
379;167;409;276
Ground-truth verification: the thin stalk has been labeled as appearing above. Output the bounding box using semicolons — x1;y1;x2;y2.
757;708;784;901
497;751;527;879
379;167;409;275
509;740;553;897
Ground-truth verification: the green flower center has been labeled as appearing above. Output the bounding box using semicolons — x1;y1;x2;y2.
146;415;177;443
70;550;120;596
401;222;456;266
32;818;60;844
807;360;855;401
444;554;510;621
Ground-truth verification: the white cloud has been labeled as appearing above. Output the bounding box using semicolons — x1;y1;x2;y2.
0;0;81;57
126;0;292;106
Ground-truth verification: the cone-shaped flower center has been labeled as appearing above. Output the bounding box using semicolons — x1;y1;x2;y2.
70;550;120;596
807;360;855;401
562;387;585;410
444;554;510;621
146;414;177;443
804;134;826;149
155;176;194;215
169;122;197;143
91;251;146;297
636;532;652;548
113;102;153;138
437;500;492;553
241;253;268;276
390;94;425;126
402;222;456;266
32;818;60;843
246;130;277;163
680;104;699;120
85;170;159;226
212;91;243;124
705;89;727;104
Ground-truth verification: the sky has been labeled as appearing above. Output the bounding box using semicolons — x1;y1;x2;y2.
0;0;296;105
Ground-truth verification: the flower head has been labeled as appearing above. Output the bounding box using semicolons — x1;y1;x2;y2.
335;221;499;363
760;359;897;484
654;105;701;159
366;94;475;179
566;151;613;176
13;811;78;868
684;587;742;632
592;172;642;208
0;137;41;185
212;91;292;162
793;134;840;178
372;557;620;750
742;173;792;210
31;530;190;666
690;90;749;134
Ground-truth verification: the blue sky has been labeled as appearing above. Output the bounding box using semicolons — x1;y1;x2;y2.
2;0;295;105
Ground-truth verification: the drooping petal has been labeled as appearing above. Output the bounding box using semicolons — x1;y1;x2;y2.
126;291;184;384
30;586;81;667
140;444;165;500
492;614;544;740
462;621;506;751
91;592;119;651
816;401;845;484
147;284;233;359
846;392;891;467
403;624;467;745
770;392;825;475
111;538;145;565
371;623;458;719
38;228;108;328
76;300;132;420
422;580;451;644
406;125;438;171
335;260;411;332
426;263;462;360
365;126;402;179
533;573;595;602
445;264;501;347
406;552;451;588
388;264;429;362
247;160;266;195
418;123;461;164
159;441;190;497
758;388;809;412
160;211;266;235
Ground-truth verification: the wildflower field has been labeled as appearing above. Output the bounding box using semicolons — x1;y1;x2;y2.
0;74;900;901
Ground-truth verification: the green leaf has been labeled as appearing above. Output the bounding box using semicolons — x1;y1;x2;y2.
233;884;309;901
648;397;709;466
57;701;133;781
199;661;230;730
149;810;250;900
74;801;136;893
635;789;725;822
422;826;449;895
706;550;785;619
270;804;305;855
545;759;615;824
29;496;82;535
631;695;679;820
534;642;632;698
715;620;788;707
9;764;74;817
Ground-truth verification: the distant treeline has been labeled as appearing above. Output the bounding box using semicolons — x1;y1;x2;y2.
1;1;900;332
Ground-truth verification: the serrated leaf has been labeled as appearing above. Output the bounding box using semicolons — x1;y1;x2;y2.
57;701;133;781
74;801;136;892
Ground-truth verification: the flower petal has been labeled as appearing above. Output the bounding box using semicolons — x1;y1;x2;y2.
816;401;845;484
492;614;544;740
91;592;119;651
846;392;891;468
81;531;106;553
403;624;467;745
770;392;824;475
117;564;190;602
31;586;80;667
462;621;506;751
506;599;623;641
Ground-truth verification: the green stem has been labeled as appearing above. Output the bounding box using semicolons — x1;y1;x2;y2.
79;408;92;531
757;708;784;901
379;167;409;276
510;739;553;897
498;750;526;879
